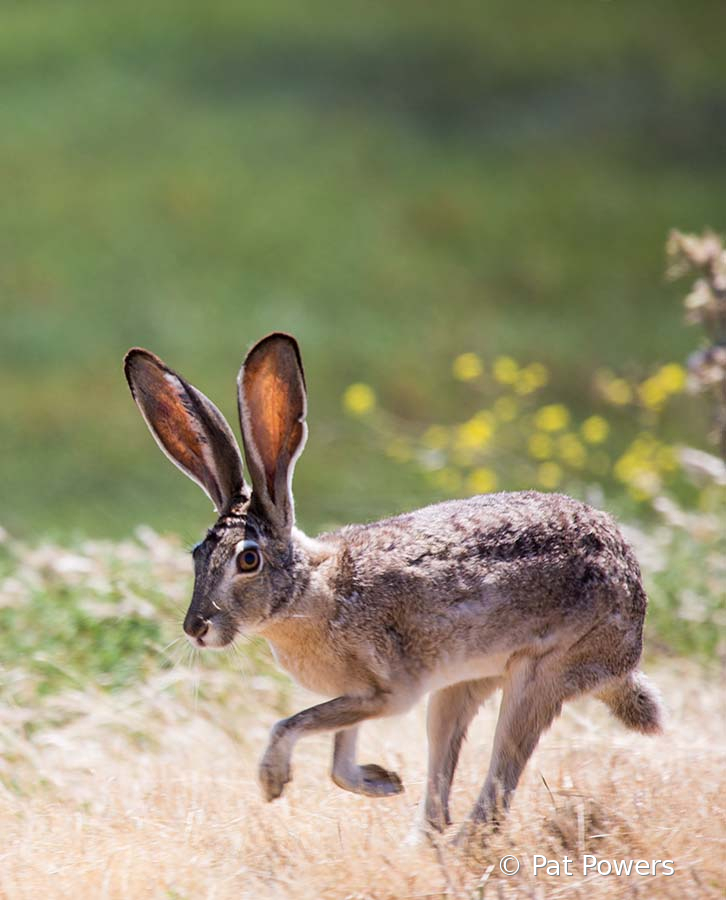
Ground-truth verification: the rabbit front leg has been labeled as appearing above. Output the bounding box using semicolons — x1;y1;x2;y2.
259;693;392;801
331;726;403;797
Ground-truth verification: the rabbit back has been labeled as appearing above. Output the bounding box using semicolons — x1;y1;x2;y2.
318;491;646;691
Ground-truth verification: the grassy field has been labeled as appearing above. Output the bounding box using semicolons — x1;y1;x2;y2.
0;528;723;898
2;668;724;899
1;624;723;897
2;5;725;898
2;1;726;539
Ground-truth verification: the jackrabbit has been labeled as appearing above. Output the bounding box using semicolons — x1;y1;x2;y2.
124;333;662;838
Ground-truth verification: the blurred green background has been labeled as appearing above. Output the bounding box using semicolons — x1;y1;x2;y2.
2;0;725;541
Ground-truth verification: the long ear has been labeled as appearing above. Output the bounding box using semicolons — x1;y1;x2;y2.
237;333;307;531
124;348;247;512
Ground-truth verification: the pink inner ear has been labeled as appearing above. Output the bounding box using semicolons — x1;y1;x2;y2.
153;393;205;472
245;364;287;502
133;360;206;480
242;338;305;505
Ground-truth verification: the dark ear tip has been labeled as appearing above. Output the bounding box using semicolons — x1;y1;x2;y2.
243;332;303;372
124;347;164;374
250;331;300;353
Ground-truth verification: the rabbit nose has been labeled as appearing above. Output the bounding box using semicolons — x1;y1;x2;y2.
184;614;209;639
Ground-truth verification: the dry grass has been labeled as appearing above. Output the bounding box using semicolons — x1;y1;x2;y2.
0;661;723;900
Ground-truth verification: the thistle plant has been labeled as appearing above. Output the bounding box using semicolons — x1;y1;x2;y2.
667;229;726;459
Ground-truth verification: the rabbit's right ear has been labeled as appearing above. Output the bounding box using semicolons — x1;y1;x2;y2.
124;349;247;512
237;333;307;533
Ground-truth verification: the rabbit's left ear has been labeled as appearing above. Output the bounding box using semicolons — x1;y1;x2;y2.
124;348;248;512
237;333;307;532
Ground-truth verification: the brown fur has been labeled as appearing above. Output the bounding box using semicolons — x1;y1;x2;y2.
124;333;664;841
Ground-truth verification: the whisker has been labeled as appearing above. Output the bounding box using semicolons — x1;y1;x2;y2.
190;648;201;713
179;642;195;673
165;639;189;674
231;642;251;680
160;636;182;655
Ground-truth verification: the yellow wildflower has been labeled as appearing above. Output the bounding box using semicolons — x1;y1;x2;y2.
455;413;494;450
452;352;483;382
537;461;562;489
657;363;686;394
595;370;632;406
557;433;586;469
613;435;666;489
638;377;667;410
343;383;376;416
581;415;610;444
514;371;537;395
467;467;498;494
534;403;570;432
515;362;549;395
614;453;638;484
493;356;519;385
607;379;632;405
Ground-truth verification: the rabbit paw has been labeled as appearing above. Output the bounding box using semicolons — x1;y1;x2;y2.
333;763;404;797
259;745;292;802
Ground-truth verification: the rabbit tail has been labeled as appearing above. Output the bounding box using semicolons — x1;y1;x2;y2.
597;671;664;735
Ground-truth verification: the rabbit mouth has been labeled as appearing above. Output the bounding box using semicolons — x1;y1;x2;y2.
185;617;235;650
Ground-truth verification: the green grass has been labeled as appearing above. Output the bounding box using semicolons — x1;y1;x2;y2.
1;0;725;538
644;528;725;660
0;534;287;705
0;544;162;696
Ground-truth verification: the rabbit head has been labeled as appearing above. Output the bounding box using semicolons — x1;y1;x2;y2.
124;333;308;648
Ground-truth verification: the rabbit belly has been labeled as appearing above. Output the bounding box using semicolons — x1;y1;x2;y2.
424;652;511;693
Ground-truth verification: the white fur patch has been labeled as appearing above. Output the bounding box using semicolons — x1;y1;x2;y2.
423;652;510;694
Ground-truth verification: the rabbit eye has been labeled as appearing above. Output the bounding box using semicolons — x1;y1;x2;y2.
235;541;263;574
